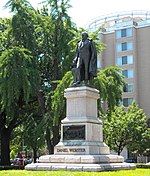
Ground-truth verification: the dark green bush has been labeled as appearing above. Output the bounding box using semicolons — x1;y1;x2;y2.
0;166;24;170
136;164;150;169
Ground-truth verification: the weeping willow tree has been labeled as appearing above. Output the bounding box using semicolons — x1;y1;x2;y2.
0;47;40;165
94;66;125;116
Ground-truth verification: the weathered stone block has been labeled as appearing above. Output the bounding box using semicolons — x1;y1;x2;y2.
65;156;81;163
50;156;65;163
81;156;100;164
66;165;83;171
51;165;66;171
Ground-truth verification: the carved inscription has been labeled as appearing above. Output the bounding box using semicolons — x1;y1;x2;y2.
57;148;86;153
63;125;85;140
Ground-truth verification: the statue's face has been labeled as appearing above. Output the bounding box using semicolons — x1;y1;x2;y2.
82;33;88;41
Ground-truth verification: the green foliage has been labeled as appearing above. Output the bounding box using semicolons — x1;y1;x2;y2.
136;164;150;169
0;0;78;162
0;18;12;55
51;71;73;125
23;114;45;152
10;126;24;158
0;46;39;114
104;102;149;155
0;166;24;170
94;66;125;115
5;0;33;13
38;0;76;80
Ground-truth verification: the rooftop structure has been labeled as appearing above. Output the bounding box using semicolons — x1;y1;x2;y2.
86;10;150;32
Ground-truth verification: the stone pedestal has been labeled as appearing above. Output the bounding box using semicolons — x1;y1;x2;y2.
54;86;109;156
25;86;136;171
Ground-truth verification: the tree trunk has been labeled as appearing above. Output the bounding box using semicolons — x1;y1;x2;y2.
52;125;60;146
33;148;37;163
53;57;59;81
1;128;11;166
117;145;123;155
45;127;53;154
45;126;60;154
118;150;121;155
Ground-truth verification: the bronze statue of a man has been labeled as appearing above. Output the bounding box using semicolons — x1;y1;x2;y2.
72;32;97;86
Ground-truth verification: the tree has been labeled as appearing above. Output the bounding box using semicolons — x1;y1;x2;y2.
36;0;77;154
0;0;77;162
94;66;125;116
23;114;45;163
51;71;73;125
103;102;149;155
0;18;12;55
0;46;39;165
0;0;45;165
38;0;76;82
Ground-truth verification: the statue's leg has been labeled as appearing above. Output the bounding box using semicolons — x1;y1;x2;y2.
76;68;80;82
72;68;77;83
76;57;83;83
84;57;90;84
71;58;82;86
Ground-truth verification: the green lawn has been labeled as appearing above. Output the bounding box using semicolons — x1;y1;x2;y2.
0;169;149;176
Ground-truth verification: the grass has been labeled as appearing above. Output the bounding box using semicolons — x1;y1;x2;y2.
0;169;149;176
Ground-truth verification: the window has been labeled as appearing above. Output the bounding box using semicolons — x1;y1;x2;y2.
116;28;132;39
122;43;127;51
122;70;128;77
122;69;134;78
123;84;134;92
121;29;126;37
123;98;133;107
117;55;133;66
122;56;127;64
117;42;133;52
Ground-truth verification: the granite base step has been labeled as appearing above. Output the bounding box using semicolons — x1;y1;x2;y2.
25;162;136;172
38;154;124;164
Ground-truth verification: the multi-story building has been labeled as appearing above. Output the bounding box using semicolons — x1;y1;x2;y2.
87;11;150;117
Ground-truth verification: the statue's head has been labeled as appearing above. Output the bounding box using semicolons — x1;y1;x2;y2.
82;32;88;41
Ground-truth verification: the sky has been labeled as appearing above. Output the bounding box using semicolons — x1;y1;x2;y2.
1;0;150;27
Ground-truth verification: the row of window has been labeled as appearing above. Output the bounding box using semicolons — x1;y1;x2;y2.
116;28;134;107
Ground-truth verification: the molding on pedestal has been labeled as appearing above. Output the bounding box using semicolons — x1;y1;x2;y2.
64;86;100;100
61;116;102;124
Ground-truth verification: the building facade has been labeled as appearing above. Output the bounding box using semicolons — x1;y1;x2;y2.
87;11;150;117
